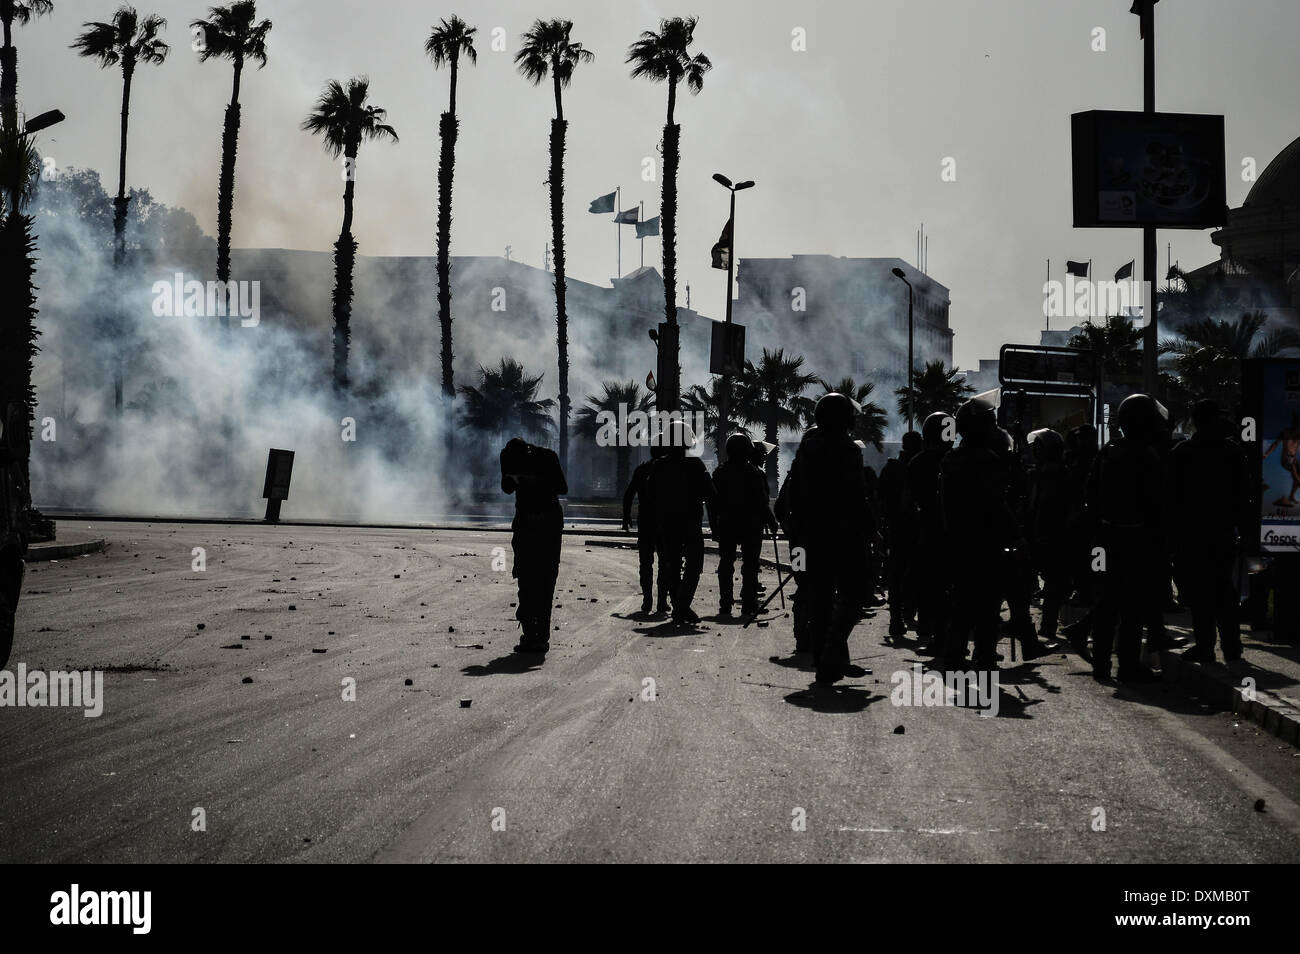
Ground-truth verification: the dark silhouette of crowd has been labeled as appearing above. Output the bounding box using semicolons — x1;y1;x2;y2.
501;390;1255;693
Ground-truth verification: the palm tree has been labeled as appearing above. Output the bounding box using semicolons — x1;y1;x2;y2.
1160;311;1300;407
1;0;54;134
301;77;398;393
736;347;818;490
820;377;888;451
574;380;653;497
72;5;169;411
426;16;476;401
457;358;555;443
626;16;710;403
191;2;271;330
0;120;37;433
1068;315;1143;381
894;359;973;422
681;376;742;455
71;6;169;269
515;18;593;473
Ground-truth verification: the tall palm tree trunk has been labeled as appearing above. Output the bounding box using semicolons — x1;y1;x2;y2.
215;61;243;329
436;110;457;397
1;20;17;133
332;149;357;393
764;404;779;491
114;64;133;267
111;63;134;411
549;114;570;468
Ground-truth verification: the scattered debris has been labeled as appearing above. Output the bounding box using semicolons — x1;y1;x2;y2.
311;648;327;654
404;678;413;686
288;605;297;611
893;725;905;735
454;643;485;650
196;623;206;630
1254;799;1267;813
459;699;472;708
448;625;455;633
241;676;253;684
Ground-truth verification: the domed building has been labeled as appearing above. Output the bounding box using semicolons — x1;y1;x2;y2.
1211;134;1300;286
1174;136;1300;328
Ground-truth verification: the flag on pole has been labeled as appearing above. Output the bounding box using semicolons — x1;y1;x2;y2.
1114;260;1134;281
636;216;660;239
1066;260;1090;278
646;371;657;392
615;207;639;225
711;218;732;270
588;191;616;214
1129;0;1158;38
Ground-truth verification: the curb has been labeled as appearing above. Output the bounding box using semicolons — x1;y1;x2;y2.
27;539;107;562
1160;649;1300;748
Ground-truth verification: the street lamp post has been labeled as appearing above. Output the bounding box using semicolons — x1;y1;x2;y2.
891;267;915;431
712;173;754;455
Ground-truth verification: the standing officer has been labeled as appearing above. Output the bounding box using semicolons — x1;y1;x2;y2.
879;430;922;639
1086;394;1166;683
1171;399;1250;663
784;394;870;685
501;437;567;655
623;445;669;615
940;399;1015;672
712;432;779;617
909;412;955;655
653;420;715;624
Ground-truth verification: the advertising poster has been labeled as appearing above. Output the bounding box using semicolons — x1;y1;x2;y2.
1254;360;1300;553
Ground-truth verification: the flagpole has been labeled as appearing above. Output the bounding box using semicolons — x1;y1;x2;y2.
1046;258;1050;331
616;185;621;279
640;201;645;269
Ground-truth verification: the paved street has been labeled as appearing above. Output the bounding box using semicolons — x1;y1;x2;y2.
2;520;1299;863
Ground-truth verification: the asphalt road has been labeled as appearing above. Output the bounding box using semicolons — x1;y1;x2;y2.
3;521;1299;863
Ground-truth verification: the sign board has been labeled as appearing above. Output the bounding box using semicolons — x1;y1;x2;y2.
262;448;295;501
709;321;745;376
1243;359;1300;554
998;344;1096;389
1071;110;1226;229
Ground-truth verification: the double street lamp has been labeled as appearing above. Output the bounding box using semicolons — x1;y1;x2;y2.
890;266;915;431
713;173;753;453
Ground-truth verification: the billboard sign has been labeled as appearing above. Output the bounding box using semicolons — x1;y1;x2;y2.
1244;359;1300;554
998;344;1096;389
710;321;745;376
262;448;295;501
1071;110;1226;229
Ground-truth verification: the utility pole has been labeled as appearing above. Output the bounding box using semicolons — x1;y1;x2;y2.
1140;0;1159;395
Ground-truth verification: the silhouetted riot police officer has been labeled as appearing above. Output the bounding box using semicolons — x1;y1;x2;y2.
624;444;669;614
653;420;715;624
1086;394;1166;682
909;412;954;654
775;433;812;656
879;430;922;638
1061;424;1100;654
712;432;778;616
1026;428;1074;644
501;437;567;655
785;393;870;684
940;399;1015;671
1171;399;1250;663
0;401;31;669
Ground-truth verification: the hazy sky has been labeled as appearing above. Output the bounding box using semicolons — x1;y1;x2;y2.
17;0;1300;367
